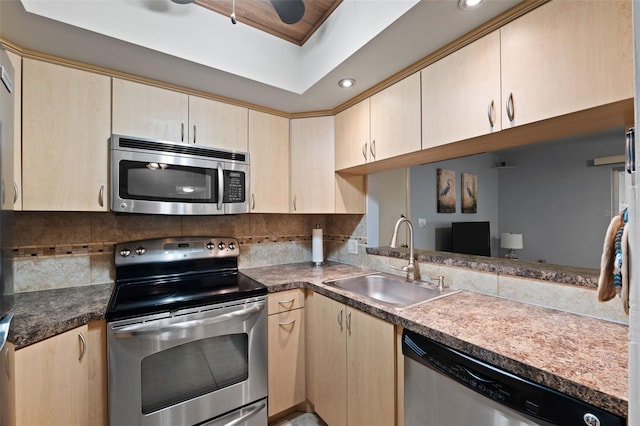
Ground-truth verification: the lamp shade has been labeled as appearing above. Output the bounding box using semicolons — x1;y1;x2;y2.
501;233;523;250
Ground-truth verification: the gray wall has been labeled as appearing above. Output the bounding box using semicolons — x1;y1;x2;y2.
498;127;625;268
409;153;500;254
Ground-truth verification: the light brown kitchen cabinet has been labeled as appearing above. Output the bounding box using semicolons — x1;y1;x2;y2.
248;110;290;213
306;292;396;426
335;98;370;170
11;321;107;426
500;0;633;129
113;79;248;150
267;290;306;418
290;117;336;213
421;31;501;149
22;59;110;211
188;95;248;151
5;50;21;211
369;72;421;162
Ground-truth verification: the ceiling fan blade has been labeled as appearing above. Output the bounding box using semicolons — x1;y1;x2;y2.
269;0;305;24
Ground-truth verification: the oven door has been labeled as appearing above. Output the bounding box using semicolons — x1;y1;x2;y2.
107;297;267;426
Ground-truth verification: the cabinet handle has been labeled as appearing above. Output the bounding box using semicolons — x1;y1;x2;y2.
346;311;352;333
370;140;376;160
251;193;256;210
78;332;87;361
293;195;297;211
4;347;9;379
487;100;496;128
506;93;515;122
362;143;367;161
13;182;18;204
181;122;185;142
277;298;295;306
337;308;343;327
98;185;104;207
193;124;197;144
278;319;296;327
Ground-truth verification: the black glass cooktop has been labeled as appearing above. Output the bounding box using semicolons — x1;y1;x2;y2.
106;270;266;321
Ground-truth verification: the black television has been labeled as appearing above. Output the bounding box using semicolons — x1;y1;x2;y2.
451;221;491;257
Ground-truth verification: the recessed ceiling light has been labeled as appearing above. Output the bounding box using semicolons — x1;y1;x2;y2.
458;0;484;10
338;78;356;89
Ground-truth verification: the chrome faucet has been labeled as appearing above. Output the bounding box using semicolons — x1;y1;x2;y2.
389;215;415;281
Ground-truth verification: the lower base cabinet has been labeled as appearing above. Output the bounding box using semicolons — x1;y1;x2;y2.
10;321;107;426
306;291;396;426
268;290;306;418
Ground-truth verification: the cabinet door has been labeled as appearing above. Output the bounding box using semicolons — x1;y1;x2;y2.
370;72;421;161
248;110;290;213
335;99;370;170
22;59;110;211
290;117;335;213
267;308;305;417
500;0;633;128
347;308;395;426
307;293;347;426
6;50;21;211
112;78;189;142
422;31;501;149
189;96;248;150
14;325;89;426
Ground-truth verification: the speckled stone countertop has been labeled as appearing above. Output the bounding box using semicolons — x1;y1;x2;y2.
241;261;628;418
9;261;627;418
9;283;113;350
368;246;600;288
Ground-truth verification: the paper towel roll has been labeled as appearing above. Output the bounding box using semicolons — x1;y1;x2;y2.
312;227;323;265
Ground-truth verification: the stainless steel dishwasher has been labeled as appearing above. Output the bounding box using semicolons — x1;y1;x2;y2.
402;329;626;426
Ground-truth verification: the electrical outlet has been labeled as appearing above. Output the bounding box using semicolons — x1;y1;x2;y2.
418;218;427;228
348;238;358;254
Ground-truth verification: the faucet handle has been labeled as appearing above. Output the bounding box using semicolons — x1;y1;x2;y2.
430;276;445;292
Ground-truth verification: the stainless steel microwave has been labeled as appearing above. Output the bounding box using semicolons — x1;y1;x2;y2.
110;134;249;215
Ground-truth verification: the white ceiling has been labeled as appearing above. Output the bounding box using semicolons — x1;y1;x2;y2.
0;0;522;113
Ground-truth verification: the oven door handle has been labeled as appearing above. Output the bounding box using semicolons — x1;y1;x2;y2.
217;162;224;211
111;303;265;337
200;400;267;426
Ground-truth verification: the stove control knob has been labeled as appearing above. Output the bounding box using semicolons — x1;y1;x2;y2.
135;246;146;255
206;242;214;250
228;242;236;250
120;248;131;257
218;242;226;250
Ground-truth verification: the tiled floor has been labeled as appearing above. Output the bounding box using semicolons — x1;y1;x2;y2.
269;411;327;426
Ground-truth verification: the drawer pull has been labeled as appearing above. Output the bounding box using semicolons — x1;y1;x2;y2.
78;332;87;361
487;99;496;128
506;93;515;122
277;298;295;306
278;319;296;327
337;308;343;327
362;143;367;161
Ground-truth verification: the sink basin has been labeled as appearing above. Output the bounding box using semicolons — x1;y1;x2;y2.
323;273;459;310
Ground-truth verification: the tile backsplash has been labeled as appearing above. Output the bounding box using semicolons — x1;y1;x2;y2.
13;211;366;293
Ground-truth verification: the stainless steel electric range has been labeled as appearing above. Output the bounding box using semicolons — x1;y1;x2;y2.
106;236;268;426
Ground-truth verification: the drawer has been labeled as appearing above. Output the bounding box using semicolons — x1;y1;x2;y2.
267;289;305;314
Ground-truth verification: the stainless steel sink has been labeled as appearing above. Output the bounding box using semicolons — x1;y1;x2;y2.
323;273;460;310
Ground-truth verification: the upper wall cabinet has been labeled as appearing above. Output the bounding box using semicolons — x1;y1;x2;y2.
248;110;290;213
22;59;110;211
6;50;21;211
369;72;421;162
290;117;335;214
335;98;370;170
112;79;248;151
500;0;633;129
421;31;501;149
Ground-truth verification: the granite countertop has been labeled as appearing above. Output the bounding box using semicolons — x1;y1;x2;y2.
9;261;628;418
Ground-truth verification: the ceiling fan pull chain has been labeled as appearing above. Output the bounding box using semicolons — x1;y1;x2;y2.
230;0;237;24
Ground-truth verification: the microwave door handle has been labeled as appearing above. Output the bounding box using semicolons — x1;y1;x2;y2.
111;302;265;337
217;162;224;211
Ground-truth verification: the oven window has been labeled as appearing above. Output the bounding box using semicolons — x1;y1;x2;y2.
140;333;249;414
120;160;216;202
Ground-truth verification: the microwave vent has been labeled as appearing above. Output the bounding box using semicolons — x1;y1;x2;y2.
118;137;247;162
